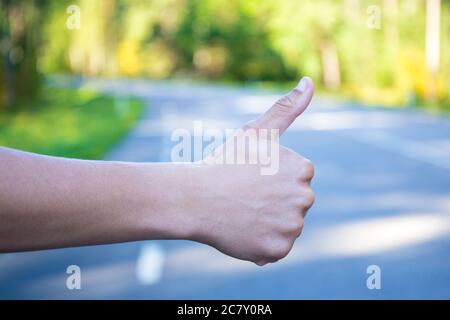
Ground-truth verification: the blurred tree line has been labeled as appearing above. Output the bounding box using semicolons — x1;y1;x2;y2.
0;0;46;110
1;0;449;111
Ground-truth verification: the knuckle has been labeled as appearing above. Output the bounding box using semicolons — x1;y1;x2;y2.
287;216;304;238
274;90;302;115
274;95;295;114
264;247;280;262
309;190;316;206
279;241;293;260
304;189;315;209
296;219;305;237
297;218;305;232
302;159;315;180
287;216;304;236
263;240;292;262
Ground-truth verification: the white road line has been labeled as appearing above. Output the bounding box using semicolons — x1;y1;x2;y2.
135;243;165;285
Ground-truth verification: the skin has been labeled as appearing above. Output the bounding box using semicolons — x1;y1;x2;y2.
0;77;315;266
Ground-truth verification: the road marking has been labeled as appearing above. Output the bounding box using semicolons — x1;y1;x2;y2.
135;243;165;285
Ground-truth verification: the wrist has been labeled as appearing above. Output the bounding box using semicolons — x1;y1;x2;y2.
135;162;204;241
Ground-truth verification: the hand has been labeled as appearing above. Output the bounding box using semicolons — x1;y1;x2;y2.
186;77;315;266
0;77;314;257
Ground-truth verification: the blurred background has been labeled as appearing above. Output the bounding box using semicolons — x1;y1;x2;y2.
0;0;450;299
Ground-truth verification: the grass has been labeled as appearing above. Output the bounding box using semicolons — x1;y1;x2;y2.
0;87;144;160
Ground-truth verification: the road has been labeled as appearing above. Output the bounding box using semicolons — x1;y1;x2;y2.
1;79;450;299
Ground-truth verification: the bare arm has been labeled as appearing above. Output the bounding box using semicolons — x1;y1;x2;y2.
0;77;315;266
0;147;195;252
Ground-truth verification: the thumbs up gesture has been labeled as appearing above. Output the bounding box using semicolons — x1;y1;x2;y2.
245;77;315;135
188;78;315;266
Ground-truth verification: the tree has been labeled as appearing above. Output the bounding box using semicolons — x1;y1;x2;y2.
0;0;47;110
425;0;441;99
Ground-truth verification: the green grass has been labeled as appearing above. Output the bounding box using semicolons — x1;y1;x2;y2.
0;88;144;159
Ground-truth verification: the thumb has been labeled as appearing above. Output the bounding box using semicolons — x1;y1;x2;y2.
244;77;314;135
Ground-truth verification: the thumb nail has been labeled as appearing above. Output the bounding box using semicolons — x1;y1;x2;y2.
296;77;308;93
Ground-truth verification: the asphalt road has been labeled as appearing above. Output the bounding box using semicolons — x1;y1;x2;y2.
1;79;450;299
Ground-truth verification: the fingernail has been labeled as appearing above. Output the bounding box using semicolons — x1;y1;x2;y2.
296;77;308;93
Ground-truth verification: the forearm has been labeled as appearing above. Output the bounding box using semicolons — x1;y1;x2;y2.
0;78;315;266
0;147;195;252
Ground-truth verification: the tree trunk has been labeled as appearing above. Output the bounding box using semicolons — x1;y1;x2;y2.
425;0;441;100
321;42;341;91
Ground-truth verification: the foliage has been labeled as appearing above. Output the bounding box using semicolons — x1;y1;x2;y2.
1;0;450;110
0;0;47;110
0;88;144;159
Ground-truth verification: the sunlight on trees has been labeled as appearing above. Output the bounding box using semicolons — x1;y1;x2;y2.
0;0;449;111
